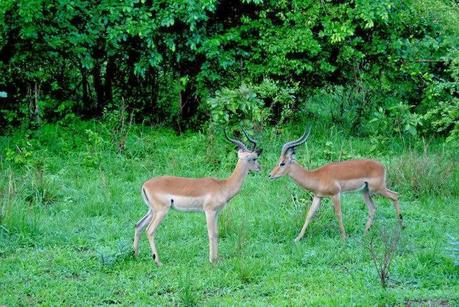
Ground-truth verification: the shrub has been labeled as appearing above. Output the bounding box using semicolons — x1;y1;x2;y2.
208;83;268;129
208;79;298;129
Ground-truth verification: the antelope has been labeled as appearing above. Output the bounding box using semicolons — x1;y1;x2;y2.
133;130;262;265
269;127;404;241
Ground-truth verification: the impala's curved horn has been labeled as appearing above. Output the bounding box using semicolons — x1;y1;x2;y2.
281;126;311;156
242;129;257;151
224;130;248;151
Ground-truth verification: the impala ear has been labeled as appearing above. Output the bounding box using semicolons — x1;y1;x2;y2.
285;148;295;159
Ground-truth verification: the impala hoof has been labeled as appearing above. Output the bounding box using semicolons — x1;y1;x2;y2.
209;258;218;265
152;254;162;266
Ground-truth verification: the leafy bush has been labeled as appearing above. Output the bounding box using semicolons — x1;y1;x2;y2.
368;103;422;137
254;78;298;126
208;79;298;129
208;83;268;128
422;82;459;144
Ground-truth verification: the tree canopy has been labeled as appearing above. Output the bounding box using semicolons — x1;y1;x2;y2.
1;0;458;139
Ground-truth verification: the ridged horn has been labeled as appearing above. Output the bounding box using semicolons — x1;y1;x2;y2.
281;126;311;156
224;130;248;151
242;129;257;151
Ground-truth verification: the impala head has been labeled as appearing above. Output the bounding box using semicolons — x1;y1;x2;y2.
269;127;311;179
225;129;263;172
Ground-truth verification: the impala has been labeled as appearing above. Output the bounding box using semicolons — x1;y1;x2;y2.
133;130;262;265
269;128;403;241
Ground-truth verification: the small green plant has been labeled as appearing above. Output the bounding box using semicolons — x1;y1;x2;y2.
4;142;34;167
235;258;256;284
97;239;132;267
178;275;199;306
447;235;459;266
218;207;234;239
23;164;60;206
102;98;134;153
365;222;402;288
81;129;107;167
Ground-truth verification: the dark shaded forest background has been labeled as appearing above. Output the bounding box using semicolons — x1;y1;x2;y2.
1;0;458;139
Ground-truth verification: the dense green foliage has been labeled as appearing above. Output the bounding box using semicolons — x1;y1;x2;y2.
1;0;458;138
1;122;458;304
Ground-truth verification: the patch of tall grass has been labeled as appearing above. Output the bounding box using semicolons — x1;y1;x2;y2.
0;170;41;239
387;149;458;198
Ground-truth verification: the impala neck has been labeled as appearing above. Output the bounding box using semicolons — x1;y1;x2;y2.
224;159;249;201
288;161;318;192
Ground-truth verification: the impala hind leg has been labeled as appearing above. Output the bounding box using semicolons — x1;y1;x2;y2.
331;194;347;240
362;191;376;233
146;209;169;266
378;188;404;228
133;209;153;257
295;196;321;242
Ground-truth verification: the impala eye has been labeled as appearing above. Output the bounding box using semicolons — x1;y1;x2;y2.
280;161;286;166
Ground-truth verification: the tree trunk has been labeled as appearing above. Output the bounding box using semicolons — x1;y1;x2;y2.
92;60;104;115
29;82;41;127
178;77;199;131
143;66;158;116
81;66;90;111
104;56;116;104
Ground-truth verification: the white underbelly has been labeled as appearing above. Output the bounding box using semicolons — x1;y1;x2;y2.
158;193;209;212
339;179;367;193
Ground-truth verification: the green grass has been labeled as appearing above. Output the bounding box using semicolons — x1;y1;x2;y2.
1;121;459;305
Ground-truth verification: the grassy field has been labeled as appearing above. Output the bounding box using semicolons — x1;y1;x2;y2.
1;121;458;305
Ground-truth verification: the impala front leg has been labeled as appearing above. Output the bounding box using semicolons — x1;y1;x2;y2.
295;196;321;242
146;208;168;266
205;209;218;264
